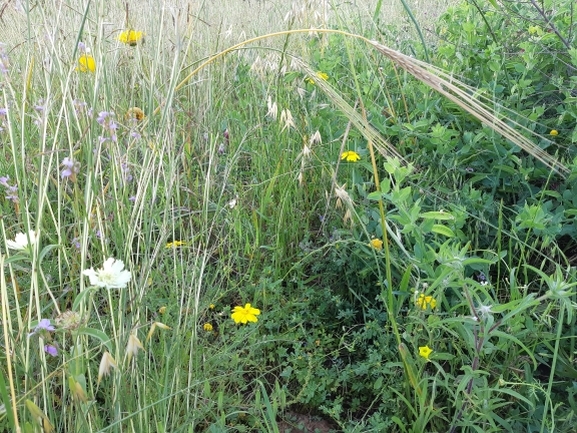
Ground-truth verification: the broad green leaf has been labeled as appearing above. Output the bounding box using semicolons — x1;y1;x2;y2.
77;327;112;352
432;224;455;237
420;211;455;220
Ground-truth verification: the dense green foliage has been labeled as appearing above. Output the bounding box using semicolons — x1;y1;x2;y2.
1;0;577;432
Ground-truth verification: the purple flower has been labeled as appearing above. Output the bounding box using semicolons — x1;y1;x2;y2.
34;99;45;112
121;162;133;183
77;41;86;52
44;344;58;357
71;237;81;249
1;176;19;203
96;111;111;125
61;157;80;180
0;107;7;116
73;99;87;114
0;43;8;74
130;130;141;140
28;318;55;337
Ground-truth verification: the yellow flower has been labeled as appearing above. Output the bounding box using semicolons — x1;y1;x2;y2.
340;151;361;162
369;238;383;250
550;129;559;136
415;293;437;310
306;71;328;85
118;29;144;46
159;306;166;315
165;240;186;248
419;345;433;360
203;323;213;331
77;54;96;73
209;304;215;310
126;107;146;121
231;303;261;324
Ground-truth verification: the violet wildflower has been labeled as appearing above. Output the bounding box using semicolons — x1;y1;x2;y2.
28;318;55;337
61;157;80;181
96;111;118;143
0;176;19;203
121;162;133;183
73;99;87;114
0;43;8;74
71;237;81;249
44;345;58;357
34;99;45;112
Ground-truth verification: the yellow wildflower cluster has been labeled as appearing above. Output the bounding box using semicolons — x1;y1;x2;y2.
416;293;437;310
118;30;144;46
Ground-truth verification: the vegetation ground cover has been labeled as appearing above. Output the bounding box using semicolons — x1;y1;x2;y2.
1;0;576;432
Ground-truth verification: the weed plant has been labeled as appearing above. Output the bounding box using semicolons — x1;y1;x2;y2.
1;0;576;432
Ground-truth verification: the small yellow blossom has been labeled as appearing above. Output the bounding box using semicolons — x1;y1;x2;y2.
550;129;559;136
231;303;261;324
340;151;361;162
306;71;328;85
126;107;146;121
165;240;186;248
370;238;383;250
118;30;144;46
77;54;96;73
209;304;215;310
416;293;437;310
419;345;433;360
203;323;213;331
159;306;166;315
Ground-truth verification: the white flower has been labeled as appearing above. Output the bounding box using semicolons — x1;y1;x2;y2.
98;351;117;383
477;304;493;318
126;333;144;363
83;257;132;289
6;230;39;250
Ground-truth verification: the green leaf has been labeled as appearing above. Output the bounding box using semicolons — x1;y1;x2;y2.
420;211;455;220
77;327;112;352
367;191;383;201
432;224;455;237
72;287;95;311
0;368;15;427
38;243;60;264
